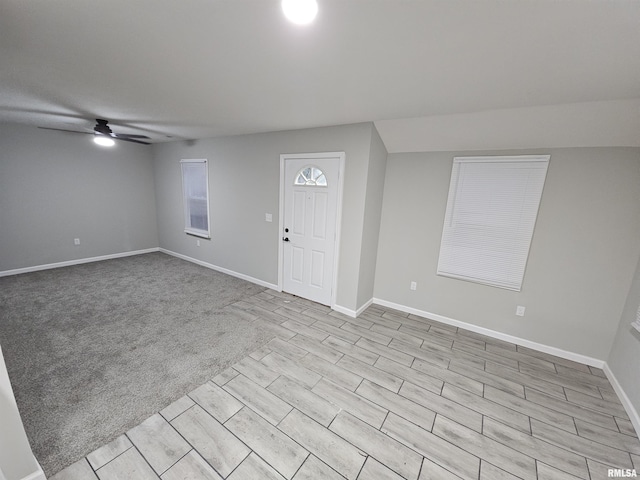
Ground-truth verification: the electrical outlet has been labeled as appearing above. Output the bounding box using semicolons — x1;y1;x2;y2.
516;305;526;316
196;239;200;247
410;281;417;291
73;238;80;246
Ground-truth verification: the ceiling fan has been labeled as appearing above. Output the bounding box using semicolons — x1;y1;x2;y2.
39;119;151;145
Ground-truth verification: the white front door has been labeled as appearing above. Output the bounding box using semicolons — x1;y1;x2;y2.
281;153;343;306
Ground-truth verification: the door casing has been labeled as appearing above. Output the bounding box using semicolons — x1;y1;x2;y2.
278;152;345;309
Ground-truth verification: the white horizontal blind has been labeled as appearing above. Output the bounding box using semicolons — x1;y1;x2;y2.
437;155;549;291
180;159;210;238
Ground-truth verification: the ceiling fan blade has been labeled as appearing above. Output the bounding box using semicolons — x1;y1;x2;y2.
115;137;151;145
38;127;92;134
113;133;151;139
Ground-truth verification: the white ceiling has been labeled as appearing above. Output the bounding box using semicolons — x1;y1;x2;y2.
1;0;639;146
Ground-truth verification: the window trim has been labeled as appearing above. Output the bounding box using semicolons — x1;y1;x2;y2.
180;158;211;239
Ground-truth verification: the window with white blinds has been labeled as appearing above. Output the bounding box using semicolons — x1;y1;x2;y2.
180;159;210;238
437;155;549;291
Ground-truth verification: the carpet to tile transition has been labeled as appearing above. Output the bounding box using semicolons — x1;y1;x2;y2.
0;252;274;476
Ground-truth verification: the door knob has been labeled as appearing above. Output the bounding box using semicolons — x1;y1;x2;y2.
283;237;290;242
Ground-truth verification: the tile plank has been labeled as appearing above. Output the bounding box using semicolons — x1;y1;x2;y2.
531;418;633;467
126;414;190;475
483;385;577;433
224;374;293;425
299;353;363;391
313;378;388;428
479;461;521;480
188;381;243;423
337;355;403;392
87;435;133;470
574;418;640;454
227;453;286;480
261;351;322;388
279;409;365;480
323;335;379;365
412;358;484;395
400;381;482;432
482;417;589;478
441;384;530;433
288;334;343;363
356;379;436;431
381;413;480;480
292;455;344;480
160;451;222;480
51;459;99;480
233;356;280;388
331;411;422;480
374;356;443;394
419;457;464;480
448;360;524;398
432;415;537;480
525;388;619;431
267;376;340;426
359;457;406;480
225;408;308;479
171;405;250;478
95;448;159;480
159;396;195;422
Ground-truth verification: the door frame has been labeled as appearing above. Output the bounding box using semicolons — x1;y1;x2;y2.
278;152;346;309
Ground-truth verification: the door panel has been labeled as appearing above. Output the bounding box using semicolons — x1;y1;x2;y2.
282;155;341;306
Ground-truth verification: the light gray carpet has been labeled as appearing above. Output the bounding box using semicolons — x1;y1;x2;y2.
0;252;274;477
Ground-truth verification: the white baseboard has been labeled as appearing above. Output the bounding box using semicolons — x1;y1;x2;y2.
21;460;46;480
603;362;640;438
159;248;279;290
0;248;160;278
372;297;605;368
332;298;374;318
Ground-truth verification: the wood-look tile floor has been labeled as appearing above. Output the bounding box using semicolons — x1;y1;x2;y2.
50;290;639;480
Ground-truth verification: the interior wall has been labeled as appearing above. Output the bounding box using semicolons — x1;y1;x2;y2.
374;147;640;360
152;123;375;312
0;345;40;480
607;255;640;423
0;124;159;272
356;125;388;308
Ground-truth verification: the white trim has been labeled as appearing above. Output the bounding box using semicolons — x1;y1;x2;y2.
20;461;46;480
603;363;640;438
332;304;356;318
160;248;278;290
0;248;160;277
332;298;374;319
278;152;346;309
372;297;605;368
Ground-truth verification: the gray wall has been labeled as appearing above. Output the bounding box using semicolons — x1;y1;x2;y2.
608;255;640;419
0;124;159;272
356;126;388;308
374;147;640;359
152;123;376;311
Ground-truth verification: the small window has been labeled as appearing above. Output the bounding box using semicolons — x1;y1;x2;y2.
437;155;549;291
180;159;210;238
294;166;327;186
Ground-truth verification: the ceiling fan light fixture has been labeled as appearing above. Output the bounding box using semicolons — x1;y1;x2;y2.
94;135;115;147
282;0;318;25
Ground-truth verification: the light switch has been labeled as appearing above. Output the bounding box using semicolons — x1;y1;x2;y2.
265;213;273;222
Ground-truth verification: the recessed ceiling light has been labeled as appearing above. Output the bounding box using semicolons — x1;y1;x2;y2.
282;0;318;25
94;135;115;147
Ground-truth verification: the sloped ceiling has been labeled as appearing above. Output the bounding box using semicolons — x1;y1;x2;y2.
1;0;639;147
